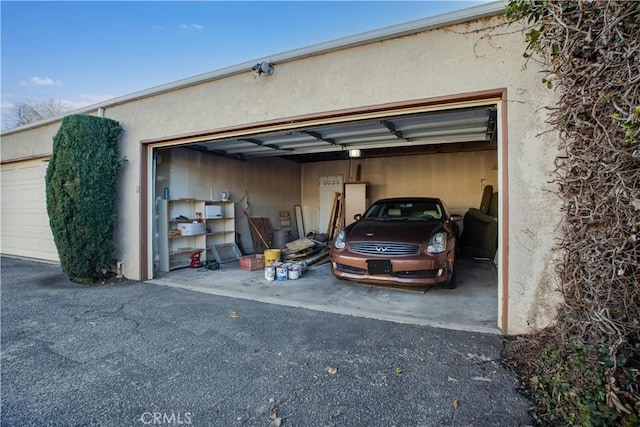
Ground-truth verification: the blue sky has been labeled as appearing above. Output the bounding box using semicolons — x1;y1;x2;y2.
1;1;488;125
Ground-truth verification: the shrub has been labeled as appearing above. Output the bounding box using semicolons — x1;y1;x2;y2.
45;114;125;283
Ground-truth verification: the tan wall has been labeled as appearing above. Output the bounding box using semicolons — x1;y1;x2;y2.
301;151;498;231
0;15;563;334
155;148;301;260
0;122;60;163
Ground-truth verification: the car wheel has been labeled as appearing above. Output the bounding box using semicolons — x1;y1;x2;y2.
439;267;457;289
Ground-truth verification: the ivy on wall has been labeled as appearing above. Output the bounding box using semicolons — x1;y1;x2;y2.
46;114;125;284
506;1;639;424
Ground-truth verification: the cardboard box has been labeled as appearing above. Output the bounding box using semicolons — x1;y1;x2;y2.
205;205;223;219
239;254;265;271
177;222;205;236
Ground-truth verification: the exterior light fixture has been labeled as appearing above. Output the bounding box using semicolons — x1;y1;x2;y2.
348;149;361;158
252;61;274;76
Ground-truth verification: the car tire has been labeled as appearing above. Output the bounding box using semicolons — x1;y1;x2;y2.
439;267;457;289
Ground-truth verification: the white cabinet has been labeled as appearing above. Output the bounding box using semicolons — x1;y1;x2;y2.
344;182;369;226
158;199;235;272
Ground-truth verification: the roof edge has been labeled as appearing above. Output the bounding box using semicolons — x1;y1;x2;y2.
1;1;506;136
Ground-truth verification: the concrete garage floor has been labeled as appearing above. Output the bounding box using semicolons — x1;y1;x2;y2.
148;258;499;334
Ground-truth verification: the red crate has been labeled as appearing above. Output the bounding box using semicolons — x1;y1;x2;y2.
239;254;265;271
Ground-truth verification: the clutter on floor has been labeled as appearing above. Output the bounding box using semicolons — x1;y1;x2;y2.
240;206;333;281
282;236;331;267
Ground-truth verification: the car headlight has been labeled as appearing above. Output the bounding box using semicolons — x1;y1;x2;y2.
426;232;447;254
334;230;347;250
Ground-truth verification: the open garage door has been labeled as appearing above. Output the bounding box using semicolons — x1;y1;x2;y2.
146;101;500;263
143;96;505;332
183;104;497;162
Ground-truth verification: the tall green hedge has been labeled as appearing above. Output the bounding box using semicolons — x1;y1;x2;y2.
46;115;125;283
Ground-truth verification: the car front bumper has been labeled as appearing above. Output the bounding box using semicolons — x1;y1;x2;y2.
330;252;453;286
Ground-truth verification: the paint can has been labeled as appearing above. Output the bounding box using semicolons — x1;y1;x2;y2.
264;265;275;282
288;263;300;280
276;264;288;281
264;249;281;267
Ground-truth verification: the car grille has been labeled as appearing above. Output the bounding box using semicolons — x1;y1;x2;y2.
349;241;420;256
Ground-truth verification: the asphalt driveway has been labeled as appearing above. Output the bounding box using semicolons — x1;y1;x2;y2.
1;257;533;426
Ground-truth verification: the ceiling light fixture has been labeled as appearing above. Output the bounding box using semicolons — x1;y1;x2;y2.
252;61;274;76
348;149;361;158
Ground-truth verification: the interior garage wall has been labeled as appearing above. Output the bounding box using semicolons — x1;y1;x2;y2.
155;147;302;259
301;150;498;231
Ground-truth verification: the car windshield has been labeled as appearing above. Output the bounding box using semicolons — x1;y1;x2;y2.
363;200;443;220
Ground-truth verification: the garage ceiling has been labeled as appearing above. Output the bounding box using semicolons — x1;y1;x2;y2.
186;104;497;163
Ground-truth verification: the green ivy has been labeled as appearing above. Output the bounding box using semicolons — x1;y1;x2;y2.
45;115;125;283
505;0;573;59
532;342;639;426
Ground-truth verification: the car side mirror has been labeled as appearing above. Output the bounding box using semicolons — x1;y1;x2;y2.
354;213;362;221
450;214;463;222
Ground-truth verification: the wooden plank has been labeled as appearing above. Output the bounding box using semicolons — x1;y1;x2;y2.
284;237;316;252
305;247;331;265
326;192;339;235
243;211;270;250
283;246;320;260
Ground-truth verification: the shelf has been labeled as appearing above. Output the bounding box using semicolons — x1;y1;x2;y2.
169;247;200;256
158;199;236;272
169;234;205;240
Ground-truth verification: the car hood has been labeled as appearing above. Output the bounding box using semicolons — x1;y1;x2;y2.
346;219;443;243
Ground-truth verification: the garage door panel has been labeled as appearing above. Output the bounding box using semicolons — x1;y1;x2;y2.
1;159;58;261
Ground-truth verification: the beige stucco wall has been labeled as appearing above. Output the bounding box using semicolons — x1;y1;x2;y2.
0;122;60;162
0;14;563;334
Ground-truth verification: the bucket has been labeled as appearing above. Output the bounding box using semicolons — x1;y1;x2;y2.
276;264;288;281
288;263;300;280
264;249;281;267
264;266;275;282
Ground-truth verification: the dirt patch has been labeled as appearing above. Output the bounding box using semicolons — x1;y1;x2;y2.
501;332;555;426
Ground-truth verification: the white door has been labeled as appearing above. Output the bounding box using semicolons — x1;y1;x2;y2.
318;175;343;234
0;158;59;261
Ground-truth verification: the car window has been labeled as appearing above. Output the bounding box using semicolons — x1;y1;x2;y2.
362;204;385;218
363;201;443;219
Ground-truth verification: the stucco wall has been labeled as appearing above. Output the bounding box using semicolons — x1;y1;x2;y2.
0;122;60;162
0;15;562;334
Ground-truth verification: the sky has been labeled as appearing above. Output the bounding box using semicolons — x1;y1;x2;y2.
1;1;489;128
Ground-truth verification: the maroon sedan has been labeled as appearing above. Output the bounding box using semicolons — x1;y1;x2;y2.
331;197;462;288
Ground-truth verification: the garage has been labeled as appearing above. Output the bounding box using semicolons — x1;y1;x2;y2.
143;96;503;332
0;158;59;261
2;3;562;335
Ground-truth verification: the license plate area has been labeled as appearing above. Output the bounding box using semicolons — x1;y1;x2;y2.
367;260;392;275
